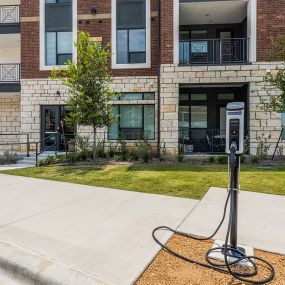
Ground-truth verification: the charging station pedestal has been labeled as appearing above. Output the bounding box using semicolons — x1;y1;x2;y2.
208;102;254;266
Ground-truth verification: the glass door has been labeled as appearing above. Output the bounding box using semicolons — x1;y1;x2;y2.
41;105;75;151
217;30;234;63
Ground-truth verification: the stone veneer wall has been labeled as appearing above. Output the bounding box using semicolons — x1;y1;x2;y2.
20;77;158;148
0;95;21;151
160;63;285;155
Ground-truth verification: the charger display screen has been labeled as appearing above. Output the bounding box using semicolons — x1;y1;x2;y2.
229;119;240;151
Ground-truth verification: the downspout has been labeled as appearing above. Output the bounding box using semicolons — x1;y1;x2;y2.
157;0;161;156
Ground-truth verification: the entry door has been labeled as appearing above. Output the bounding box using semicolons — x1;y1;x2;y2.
41;106;60;151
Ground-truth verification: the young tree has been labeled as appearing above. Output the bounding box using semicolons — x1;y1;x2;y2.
51;32;117;161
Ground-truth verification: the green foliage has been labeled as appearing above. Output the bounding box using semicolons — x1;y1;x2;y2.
208;156;216;163
240;154;247;164
259;67;285;114
117;137;128;161
108;142;117;158
251;155;260;164
51;32;118;161
76;135;91;151
268;36;285;61
177;144;185;163
217;155;228;164
1;151;18;164
256;134;271;159
277;145;284;159
159;143;167;162
135;138;152;163
96;140;107;158
127;151;139;162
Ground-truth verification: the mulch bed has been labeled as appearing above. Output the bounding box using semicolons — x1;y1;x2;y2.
136;235;285;285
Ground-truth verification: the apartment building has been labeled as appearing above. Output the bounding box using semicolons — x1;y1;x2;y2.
0;0;284;155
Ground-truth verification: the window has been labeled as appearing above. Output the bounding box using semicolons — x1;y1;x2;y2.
218;93;235;101
113;0;150;68
109;105;155;140
44;0;73;66
116;0;146;64
191;106;207;128
113;92;155;101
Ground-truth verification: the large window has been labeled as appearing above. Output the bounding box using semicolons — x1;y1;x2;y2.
109;105;155;140
44;0;73;66
113;0;150;68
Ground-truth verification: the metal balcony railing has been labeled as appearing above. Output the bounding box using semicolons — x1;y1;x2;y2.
0;5;20;24
179;38;249;65
0;64;20;83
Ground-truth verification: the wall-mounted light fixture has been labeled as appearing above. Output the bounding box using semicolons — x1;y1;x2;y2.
56;90;60;96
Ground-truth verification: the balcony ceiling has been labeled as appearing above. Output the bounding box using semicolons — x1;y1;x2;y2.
0;34;20;48
180;0;248;25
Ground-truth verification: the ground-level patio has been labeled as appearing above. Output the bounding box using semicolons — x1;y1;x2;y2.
0;173;284;284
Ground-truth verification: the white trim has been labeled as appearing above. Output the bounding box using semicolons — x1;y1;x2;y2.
247;0;256;63
111;0;151;69
40;0;77;71
173;0;179;66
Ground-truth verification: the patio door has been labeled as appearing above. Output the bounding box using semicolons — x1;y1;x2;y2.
217;30;234;63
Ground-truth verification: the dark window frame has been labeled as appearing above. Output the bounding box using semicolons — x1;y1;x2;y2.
108;104;155;141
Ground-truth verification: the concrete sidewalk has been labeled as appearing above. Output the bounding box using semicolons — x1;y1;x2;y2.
0;174;198;285
179;187;285;255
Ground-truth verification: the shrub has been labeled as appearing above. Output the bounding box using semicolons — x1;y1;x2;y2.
117;137;128;161
135;138;152;163
208;156;216;163
240;154;247;164
108;143;117;158
251;155;260;164
217;155;228;164
76;135;91;151
177;144;185;163
256;134;271;159
127;151;139;162
2;151;17;164
114;154;123;162
96;141;107;158
66;152;77;163
159;143;167;162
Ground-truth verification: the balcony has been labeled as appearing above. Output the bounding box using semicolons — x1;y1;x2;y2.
180;38;249;65
0;5;20;34
175;0;256;65
0;63;20;92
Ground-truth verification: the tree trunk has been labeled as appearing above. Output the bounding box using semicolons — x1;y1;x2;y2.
93;126;97;163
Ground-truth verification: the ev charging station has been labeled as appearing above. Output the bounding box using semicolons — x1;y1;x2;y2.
152;102;275;284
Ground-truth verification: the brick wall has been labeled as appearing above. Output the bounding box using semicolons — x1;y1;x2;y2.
20;0;159;79
256;0;285;61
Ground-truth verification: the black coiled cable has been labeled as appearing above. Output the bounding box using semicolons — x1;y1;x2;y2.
152;146;275;284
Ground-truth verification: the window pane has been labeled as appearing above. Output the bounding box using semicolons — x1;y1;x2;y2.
117;30;128;64
129;29;145;52
46;32;56;66
191;106;207;128
129;52;146;63
57;54;72;65
191;41;208;53
180;31;190;41
45;3;72;32
144;105;155;139
109;106;119;140
144;93;155;100
179;94;189;101
122;93;143;100
179;106;189;128
57;32;73;54
117;0;146;29
191;94;207;101
120;105;143;128
218;93;235;100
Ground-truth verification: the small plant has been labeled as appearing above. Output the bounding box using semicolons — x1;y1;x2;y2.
135;138;152;163
127;151;139;162
217;155;228;164
177;144;185;163
66;152;77;164
108;142;117;158
256;134;271;159
244;136;250;155
277;145;284;159
117;136;128;161
208;156;216;163
251;155;260;164
3;151;17;164
76;135;91;151
96;140;107;158
159;143;167;162
114;154;123;162
240;154;247;164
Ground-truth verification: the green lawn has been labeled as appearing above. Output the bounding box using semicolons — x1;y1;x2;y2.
1;164;285;200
